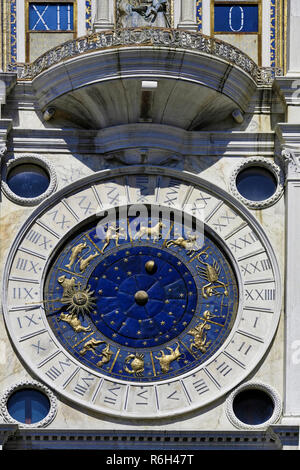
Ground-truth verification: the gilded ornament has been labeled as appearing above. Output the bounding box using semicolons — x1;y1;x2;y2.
79;251;99;272
134;290;149;306
155;343;181;373
79;339;114;368
196;251;228;299
57;275;76;296
166;233;199;255
58;312;92;333
65;242;87;270
145;260;157;274
100;223;127;253
58;276;96;316
134;221;166;242
124;353;145;376
187;313;213;354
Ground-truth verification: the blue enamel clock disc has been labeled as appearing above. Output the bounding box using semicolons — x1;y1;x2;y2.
89;245;197;348
44;216;238;382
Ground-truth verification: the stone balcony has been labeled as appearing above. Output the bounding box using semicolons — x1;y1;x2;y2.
8;28;283;130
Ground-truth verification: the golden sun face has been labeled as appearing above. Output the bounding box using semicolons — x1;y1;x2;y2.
61;283;96;316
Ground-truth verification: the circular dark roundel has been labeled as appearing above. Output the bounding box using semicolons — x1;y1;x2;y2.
7;163;50;199
44;210;238;383
232;388;275;426
236;166;277;202
7;388;51;425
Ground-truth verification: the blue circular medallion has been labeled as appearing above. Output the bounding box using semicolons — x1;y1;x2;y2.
89;245;197;348
44;210;238;382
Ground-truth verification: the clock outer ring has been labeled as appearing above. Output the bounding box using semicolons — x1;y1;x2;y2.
2;166;282;419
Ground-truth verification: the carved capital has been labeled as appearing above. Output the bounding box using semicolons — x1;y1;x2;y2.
281;148;300;180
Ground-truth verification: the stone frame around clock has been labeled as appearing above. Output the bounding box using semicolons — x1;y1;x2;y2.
1;166;282;420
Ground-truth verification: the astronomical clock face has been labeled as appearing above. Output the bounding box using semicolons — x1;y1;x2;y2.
3;167;281;419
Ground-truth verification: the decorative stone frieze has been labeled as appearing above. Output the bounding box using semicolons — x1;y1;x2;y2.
8;28;282;85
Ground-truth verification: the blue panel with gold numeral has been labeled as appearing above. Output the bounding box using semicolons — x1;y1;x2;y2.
29;2;74;31
214;4;258;33
44;213;238;383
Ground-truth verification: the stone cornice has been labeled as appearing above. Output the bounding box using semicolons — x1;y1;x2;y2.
1;426;299;450
7;125;275;157
273;76;300;107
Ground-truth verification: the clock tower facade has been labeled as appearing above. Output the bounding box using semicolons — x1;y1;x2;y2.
0;0;299;451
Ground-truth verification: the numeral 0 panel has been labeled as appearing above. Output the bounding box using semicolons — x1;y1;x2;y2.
211;1;261;65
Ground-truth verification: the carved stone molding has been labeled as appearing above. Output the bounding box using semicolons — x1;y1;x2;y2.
8;28;282;85
230;156;284;209
226;381;282;431
0;380;57;428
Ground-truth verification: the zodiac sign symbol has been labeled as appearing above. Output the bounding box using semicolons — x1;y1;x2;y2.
96;342;114;368
100;223;127;253
155;343;181;373
58;312;92;332
79;251;99;272
57;275;76;296
187;310;214;354
124;353;145;376
65;242;87;270
79;339;113;368
166;232;199;255
196;251;228;299
134;221;166;242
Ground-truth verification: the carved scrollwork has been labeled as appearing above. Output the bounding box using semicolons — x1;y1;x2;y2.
8;28;282;85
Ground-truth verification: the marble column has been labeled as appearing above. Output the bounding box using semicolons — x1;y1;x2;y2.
93;0;114;32
276;123;300;420
282;146;300;418
177;0;197;32
276;7;300;417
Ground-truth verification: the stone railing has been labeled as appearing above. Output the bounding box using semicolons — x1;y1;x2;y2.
8;27;283;85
